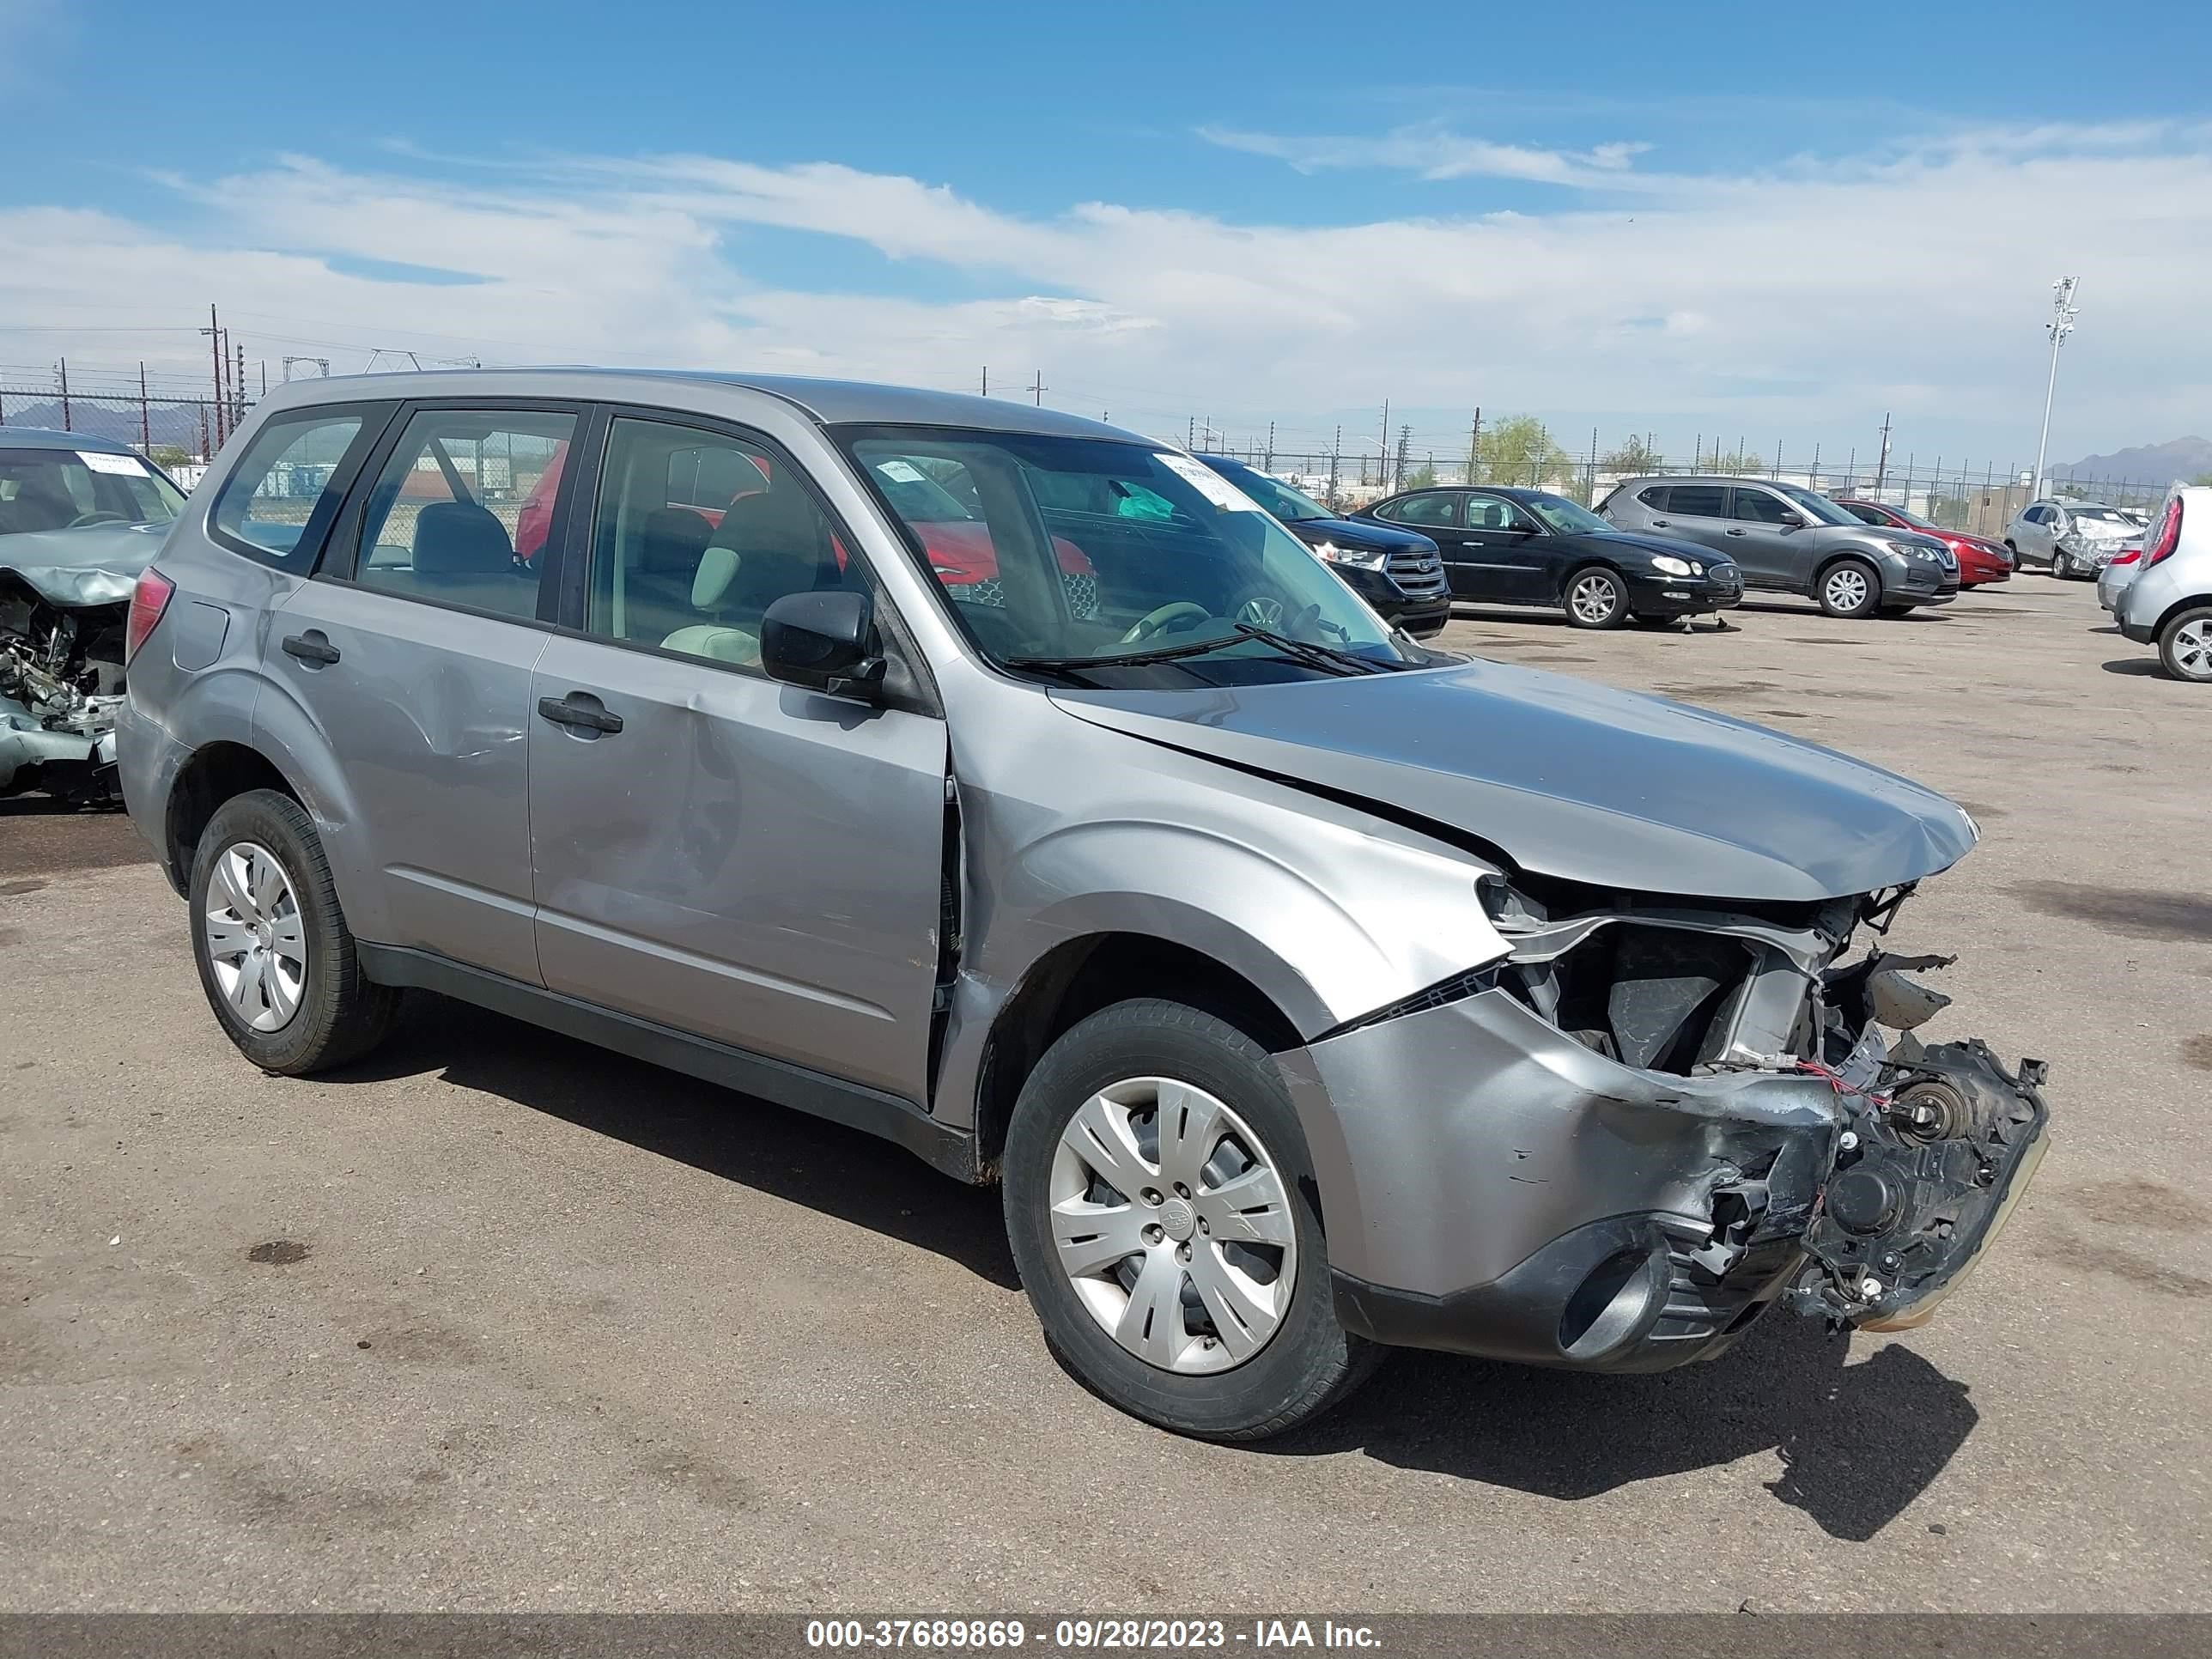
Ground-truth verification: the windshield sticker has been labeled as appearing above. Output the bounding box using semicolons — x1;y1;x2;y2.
1156;453;1261;513
78;450;151;477
876;459;927;483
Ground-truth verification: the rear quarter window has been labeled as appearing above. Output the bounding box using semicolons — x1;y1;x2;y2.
1636;486;1669;510
209;405;392;571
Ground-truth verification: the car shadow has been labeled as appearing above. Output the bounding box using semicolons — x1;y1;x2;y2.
2100;657;2164;677
329;989;1020;1290
1258;1316;1977;1541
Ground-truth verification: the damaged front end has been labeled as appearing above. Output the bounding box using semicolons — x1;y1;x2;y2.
1299;876;2048;1371
0;574;129;806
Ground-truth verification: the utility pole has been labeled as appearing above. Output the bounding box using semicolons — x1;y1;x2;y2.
1187;416;1196;451
204;305;225;446
2033;276;2079;497
1029;369;1045;407
1394;424;1410;493
1329;424;1341;505
1874;413;1893;495
1264;422;1274;472
234;340;246;432
1379;401;1389;488
1468;408;1482;484
980;366;988;397
139;362;150;451
58;358;72;431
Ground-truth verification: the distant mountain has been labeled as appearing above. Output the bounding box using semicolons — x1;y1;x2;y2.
2056;436;2212;486
0;396;210;453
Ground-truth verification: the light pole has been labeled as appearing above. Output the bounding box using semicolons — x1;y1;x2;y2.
2033;276;2079;497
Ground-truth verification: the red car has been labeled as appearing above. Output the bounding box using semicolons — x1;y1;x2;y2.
1837;500;2012;587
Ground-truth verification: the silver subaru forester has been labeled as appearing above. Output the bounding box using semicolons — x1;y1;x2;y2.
118;370;2049;1438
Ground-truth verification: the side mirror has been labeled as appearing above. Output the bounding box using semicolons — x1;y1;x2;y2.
761;590;885;702
1778;510;1805;528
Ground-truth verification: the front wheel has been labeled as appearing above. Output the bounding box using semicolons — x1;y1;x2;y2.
2160;605;2212;683
2051;551;2072;579
188;788;399;1074
1817;558;1881;619
1002;1000;1378;1440
1563;566;1628;629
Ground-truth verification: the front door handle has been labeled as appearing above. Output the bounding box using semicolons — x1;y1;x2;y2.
536;692;623;735
281;631;340;666
1725;527;1748;536
1650;518;1671;527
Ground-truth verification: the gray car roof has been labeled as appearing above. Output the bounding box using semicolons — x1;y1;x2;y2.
255;368;1147;443
0;426;140;454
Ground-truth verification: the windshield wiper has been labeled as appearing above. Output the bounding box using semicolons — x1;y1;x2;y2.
1005;635;1248;674
1230;621;1395;675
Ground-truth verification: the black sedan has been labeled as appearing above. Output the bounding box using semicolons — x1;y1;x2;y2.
1196;455;1451;638
1355;485;1742;629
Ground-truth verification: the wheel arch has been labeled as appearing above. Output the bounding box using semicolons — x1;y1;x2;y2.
164;740;303;894
971;930;1306;1176
2152;592;2212;642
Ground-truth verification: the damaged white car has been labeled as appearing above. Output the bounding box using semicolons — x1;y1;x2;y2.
1;428;183;805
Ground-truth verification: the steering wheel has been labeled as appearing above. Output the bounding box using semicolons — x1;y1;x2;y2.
67;510;130;529
1231;590;1291;629
1119;600;1212;645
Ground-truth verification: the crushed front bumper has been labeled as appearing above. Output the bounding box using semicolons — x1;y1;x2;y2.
1279;988;2047;1372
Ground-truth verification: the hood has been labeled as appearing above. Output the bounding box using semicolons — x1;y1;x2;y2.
0;521;166;607
1583;528;1738;566
2067;520;2136;543
1049;660;1976;904
1302;516;1437;553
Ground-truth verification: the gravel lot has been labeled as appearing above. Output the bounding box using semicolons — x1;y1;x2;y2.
3;575;2207;1613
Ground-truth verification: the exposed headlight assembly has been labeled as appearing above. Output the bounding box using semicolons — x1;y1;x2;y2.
1312;541;1389;570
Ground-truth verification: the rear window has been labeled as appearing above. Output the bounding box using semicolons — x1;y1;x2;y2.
1636;486;1669;510
210;408;385;570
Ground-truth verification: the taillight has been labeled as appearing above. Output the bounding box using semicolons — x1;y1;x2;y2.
2111;549;2141;566
125;567;174;664
2143;497;2184;569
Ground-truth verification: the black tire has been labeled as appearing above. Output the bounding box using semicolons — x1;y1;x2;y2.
1562;565;1629;629
187;787;399;1075
1002;999;1380;1441
2158;605;2212;684
1816;556;1881;619
2051;551;2072;579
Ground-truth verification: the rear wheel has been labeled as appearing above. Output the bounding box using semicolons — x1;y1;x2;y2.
1563;566;1628;629
2159;606;2212;683
1816;558;1880;619
188;788;399;1075
1002;999;1378;1440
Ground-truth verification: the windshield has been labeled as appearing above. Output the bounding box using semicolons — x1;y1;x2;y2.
1778;485;1861;527
1203;458;1332;523
842;427;1417;683
0;447;184;538
1521;493;1611;535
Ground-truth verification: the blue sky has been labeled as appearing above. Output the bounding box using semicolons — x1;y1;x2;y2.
5;0;2210;467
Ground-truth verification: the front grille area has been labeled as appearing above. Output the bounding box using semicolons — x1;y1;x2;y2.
1387;550;1449;597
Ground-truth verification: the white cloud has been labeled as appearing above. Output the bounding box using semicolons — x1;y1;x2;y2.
3;122;2207;462
1197;122;1652;185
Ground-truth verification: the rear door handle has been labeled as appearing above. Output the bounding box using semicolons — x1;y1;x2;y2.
1650;519;1670;527
280;631;340;666
536;692;623;735
1725;527;1748;536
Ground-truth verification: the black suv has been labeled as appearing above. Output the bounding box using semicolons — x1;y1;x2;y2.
1196;455;1450;638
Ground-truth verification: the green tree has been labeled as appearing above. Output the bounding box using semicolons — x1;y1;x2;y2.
1475;415;1571;488
2190;471;2212;487
1601;436;1662;474
149;444;191;469
1402;463;1438;489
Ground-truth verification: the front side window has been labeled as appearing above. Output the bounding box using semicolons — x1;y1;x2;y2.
1841;502;1887;526
209;411;369;567
1464;494;1540;532
353;408;574;620
584;416;854;669
1381;492;1456;528
1775;485;1861;527
1518;493;1613;536
841;427;1417;684
1730;489;1795;524
1668;485;1729;518
0;447;184;541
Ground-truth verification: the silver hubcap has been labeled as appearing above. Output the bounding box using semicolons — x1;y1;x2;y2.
1049;1078;1297;1375
1570;574;1618;623
1826;568;1869;611
2173;618;2212;678
203;842;307;1031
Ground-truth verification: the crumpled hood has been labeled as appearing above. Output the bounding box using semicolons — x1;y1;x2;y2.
0;522;166;607
1050;660;1977;903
